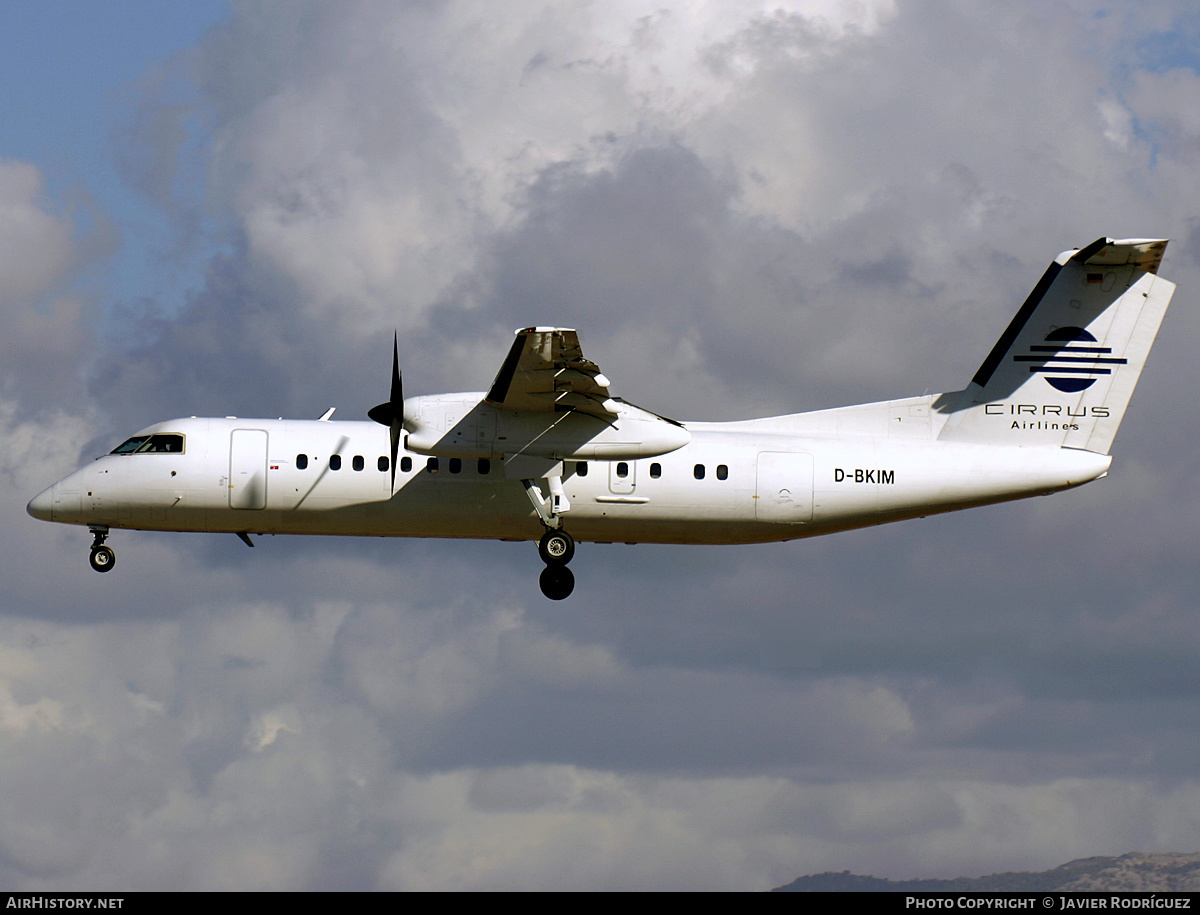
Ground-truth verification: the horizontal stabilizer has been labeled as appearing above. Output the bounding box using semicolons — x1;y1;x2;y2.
1074;237;1167;273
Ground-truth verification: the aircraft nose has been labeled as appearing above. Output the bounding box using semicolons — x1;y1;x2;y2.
27;485;55;522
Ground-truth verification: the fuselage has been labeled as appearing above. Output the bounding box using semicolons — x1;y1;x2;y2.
27;392;1112;546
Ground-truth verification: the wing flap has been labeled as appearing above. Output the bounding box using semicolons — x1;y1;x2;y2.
485;327;617;418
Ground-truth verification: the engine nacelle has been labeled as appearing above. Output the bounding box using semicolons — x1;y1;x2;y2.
403;394;690;461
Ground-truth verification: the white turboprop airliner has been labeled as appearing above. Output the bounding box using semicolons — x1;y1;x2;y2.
28;237;1174;599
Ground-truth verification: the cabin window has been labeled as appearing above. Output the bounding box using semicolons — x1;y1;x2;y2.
478;459;490;475
110;433;184;454
378;456;389;472
352;455;364;471
616;462;629;478
449;458;462;474
329;455;342;471
576;461;588;476
296;454;308;470
694;464;705;480
716;464;728;481
401;456;412;473
650;463;661;479
426;458;439;473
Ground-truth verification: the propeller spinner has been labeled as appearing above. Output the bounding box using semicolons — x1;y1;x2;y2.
367;333;404;492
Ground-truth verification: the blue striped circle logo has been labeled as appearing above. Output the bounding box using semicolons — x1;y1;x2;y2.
1013;326;1127;393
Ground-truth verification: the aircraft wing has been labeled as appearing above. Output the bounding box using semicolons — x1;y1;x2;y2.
485;327;617;420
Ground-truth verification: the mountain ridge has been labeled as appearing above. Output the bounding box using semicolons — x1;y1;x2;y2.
774;852;1200;892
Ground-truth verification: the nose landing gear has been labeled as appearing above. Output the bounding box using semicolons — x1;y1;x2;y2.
88;526;115;573
537;529;575;600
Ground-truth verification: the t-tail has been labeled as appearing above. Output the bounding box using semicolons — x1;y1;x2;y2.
937;237;1174;454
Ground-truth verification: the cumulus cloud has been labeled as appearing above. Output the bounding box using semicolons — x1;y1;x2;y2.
0;162;101;419
7;596;1200;890
0;162;75;300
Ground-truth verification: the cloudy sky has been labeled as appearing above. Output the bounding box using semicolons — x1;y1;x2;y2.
5;0;1200;891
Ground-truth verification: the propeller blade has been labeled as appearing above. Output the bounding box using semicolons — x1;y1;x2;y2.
388;419;401;493
389;334;402;407
368;333;404;493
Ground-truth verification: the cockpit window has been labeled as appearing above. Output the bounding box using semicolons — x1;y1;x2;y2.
110;433;185;455
142;434;184;453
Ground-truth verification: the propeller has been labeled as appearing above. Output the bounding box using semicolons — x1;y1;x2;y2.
368;333;404;492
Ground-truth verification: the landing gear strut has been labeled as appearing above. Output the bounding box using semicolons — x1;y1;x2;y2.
537;529;575;600
522;474;577;599
88;526;115;573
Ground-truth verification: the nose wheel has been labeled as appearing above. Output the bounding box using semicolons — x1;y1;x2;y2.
88;527;115;573
537;529;575;599
89;546;116;572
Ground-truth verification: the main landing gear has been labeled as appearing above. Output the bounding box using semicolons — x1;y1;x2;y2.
88;526;115;573
538;529;575;600
522;476;577;600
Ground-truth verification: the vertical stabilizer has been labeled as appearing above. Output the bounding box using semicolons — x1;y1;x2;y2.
937;238;1173;454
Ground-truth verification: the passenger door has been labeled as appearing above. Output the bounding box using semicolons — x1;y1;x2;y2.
229;429;268;510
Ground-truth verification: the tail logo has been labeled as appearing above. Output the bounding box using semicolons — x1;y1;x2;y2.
1012;326;1127;393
